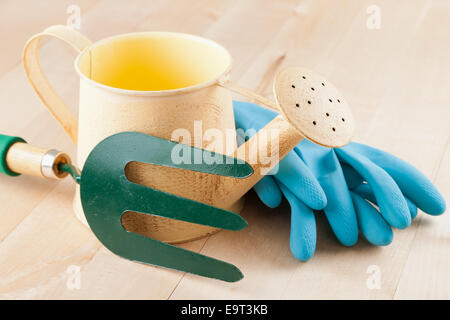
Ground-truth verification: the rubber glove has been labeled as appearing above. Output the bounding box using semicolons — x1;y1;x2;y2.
233;100;446;261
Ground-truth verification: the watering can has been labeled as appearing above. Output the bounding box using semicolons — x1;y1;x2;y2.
23;25;354;244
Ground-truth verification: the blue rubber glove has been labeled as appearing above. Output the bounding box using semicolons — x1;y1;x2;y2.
233;100;446;261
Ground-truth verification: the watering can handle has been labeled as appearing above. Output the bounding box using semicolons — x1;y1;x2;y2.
0;133;71;179
23;25;93;144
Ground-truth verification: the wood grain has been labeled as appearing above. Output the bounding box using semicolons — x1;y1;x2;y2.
0;0;448;299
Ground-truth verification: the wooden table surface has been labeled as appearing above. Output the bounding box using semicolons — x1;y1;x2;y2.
0;0;449;299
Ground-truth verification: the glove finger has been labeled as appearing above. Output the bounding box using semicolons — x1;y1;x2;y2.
353;183;418;220
296;140;358;246
335;147;411;229
345;142;446;215
341;162;364;189
320;175;359;247
274;151;327;210
351;192;393;246
253;176;283;208
406;197;418;219
280;184;316;261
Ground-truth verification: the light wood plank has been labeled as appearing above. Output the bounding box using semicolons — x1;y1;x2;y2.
393;2;450;299
0;0;101;77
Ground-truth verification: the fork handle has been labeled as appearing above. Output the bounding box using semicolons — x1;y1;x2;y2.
0;134;71;179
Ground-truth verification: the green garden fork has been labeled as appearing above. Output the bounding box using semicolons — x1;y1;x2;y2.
0;132;253;282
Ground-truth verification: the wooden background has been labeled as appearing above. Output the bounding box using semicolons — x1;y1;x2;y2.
0;0;449;299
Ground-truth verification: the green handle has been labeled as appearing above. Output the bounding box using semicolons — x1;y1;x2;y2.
0;134;26;176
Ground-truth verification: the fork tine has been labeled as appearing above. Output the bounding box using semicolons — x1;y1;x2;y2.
107;131;254;178
122;178;247;231
109;231;243;282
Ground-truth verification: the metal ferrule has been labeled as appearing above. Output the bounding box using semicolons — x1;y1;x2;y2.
41;149;72;179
